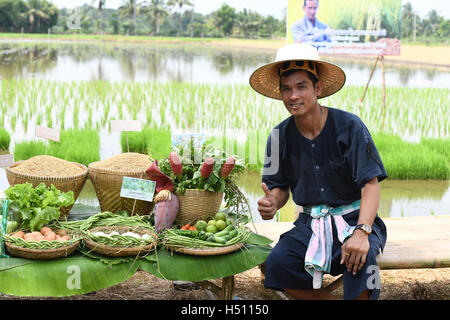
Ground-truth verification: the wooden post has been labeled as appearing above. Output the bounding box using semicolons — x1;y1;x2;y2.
221;276;235;300
380;55;386;131
359;56;379;116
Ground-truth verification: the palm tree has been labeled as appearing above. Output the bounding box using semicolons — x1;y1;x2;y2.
119;0;141;35
145;0;168;35
25;0;50;33
167;0;193;37
95;0;106;35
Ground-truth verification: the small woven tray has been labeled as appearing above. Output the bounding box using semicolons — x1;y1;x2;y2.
166;242;244;256
4;239;80;260
83;226;157;257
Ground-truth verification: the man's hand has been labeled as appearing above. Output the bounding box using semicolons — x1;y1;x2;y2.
257;183;278;220
340;230;370;275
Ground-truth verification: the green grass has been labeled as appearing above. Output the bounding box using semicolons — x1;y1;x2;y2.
374;134;449;179
14;140;46;160
0;128;11;150
120;127;172;161
48;128;100;167
14;129;100;167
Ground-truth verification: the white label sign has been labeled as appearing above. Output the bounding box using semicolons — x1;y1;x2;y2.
120;176;156;202
0;154;14;167
111;120;142;132
35;125;60;142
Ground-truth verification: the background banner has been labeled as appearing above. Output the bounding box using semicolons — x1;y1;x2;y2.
287;0;402;55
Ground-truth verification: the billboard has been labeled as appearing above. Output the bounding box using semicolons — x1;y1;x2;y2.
287;0;402;55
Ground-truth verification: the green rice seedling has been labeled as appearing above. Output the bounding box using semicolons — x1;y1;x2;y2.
0;128;11;150
120;131;147;154
120;127;172;160
48;128;100;167
373;134;449;179
13;140;46;161
420;137;450;161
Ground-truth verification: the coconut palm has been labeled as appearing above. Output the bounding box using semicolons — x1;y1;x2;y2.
167;0;193;37
92;0;106;35
25;0;50;33
119;0;142;35
145;0;168;35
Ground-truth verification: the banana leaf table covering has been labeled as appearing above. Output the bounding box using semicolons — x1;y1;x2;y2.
0;233;272;298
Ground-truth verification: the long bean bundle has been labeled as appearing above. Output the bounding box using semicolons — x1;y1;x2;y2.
56;211;154;233
163;227;252;249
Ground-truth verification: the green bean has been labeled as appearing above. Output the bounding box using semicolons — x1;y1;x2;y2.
164;227;251;248
2;234;79;249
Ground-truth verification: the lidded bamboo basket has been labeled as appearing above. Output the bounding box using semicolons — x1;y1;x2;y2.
88;153;155;216
6;157;88;219
174;189;223;225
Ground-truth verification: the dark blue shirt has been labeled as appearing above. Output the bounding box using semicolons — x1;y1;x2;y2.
262;107;387;207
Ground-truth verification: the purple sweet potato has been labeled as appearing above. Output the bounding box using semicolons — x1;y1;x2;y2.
154;192;179;233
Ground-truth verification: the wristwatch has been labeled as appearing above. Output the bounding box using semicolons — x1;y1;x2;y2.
354;224;372;235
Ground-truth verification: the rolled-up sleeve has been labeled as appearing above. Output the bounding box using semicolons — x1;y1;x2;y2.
347;125;387;189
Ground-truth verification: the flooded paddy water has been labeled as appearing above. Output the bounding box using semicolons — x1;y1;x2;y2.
0;39;448;221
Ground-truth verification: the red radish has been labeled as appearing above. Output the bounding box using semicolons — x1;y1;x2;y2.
200;157;215;178
220;157;235;178
169;152;183;176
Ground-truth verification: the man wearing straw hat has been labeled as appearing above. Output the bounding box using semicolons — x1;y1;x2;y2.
252;43;387;300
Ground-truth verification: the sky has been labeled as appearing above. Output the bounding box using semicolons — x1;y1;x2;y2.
49;0;450;20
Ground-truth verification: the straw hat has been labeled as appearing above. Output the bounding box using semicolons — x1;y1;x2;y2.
249;43;346;100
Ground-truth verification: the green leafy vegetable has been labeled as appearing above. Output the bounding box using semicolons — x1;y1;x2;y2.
4;183;75;231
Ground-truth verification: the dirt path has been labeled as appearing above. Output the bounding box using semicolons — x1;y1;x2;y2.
1;267;449;300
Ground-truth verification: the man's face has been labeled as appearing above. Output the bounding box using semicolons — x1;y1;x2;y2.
303;0;318;21
280;70;321;117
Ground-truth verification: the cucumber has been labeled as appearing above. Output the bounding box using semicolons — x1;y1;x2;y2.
224;224;235;232
213;236;227;244
229;229;238;238
222;234;232;241
214;230;229;238
207;235;215;242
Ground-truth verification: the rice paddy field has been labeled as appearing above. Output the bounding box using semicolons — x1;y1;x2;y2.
0;40;449;220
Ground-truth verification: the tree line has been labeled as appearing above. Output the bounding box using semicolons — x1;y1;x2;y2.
0;0;448;42
0;0;286;39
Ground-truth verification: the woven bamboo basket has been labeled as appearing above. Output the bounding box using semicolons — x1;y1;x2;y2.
4;233;81;260
83;226;157;257
88;165;155;216
166;243;243;256
6;161;88;219
174;189;223;225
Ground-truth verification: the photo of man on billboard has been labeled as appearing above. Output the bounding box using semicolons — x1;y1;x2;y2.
287;0;402;56
291;0;332;44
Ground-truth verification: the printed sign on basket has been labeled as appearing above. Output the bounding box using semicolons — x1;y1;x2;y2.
120;176;156;202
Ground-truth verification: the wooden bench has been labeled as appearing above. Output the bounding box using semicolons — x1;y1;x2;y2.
251;215;450;296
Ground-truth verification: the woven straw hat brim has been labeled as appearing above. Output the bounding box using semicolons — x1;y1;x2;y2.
249;59;346;100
